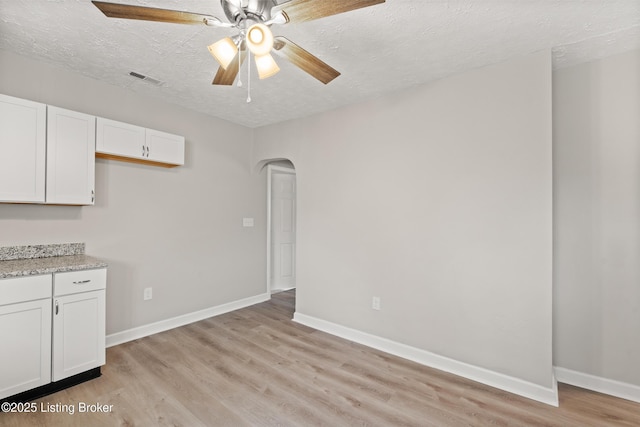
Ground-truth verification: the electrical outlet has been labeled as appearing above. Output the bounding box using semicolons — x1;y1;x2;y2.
143;287;152;301
372;296;381;310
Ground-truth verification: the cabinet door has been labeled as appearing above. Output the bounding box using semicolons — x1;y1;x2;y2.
146;128;185;166
0;299;52;399
52;290;106;381
0;94;46;203
46;106;96;205
96;117;146;160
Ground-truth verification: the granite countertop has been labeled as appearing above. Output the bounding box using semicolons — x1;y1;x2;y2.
0;243;107;279
0;255;107;279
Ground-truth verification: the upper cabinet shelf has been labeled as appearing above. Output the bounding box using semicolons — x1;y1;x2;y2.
96;117;184;168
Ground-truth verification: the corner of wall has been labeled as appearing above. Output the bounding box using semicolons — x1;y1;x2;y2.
294;312;559;406
555;367;640;404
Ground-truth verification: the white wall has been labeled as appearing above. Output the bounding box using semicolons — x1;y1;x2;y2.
0;49;267;335
14;43;637;401
253;51;554;390
554;49;640;386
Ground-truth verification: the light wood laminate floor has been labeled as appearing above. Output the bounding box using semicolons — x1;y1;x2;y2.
2;290;639;426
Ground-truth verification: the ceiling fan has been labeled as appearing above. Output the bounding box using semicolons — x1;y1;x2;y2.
92;0;386;90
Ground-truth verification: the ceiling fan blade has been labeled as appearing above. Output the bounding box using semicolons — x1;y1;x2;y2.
213;50;248;86
272;0;385;24
92;1;210;25
272;36;340;84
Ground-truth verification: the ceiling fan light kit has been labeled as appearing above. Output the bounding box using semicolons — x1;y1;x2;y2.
207;37;238;70
254;53;280;79
246;23;274;56
91;0;385;98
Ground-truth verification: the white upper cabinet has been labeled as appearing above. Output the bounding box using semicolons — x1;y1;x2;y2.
0;95;96;205
46;106;96;205
96;117;184;167
96;117;146;159
146;128;185;166
0;93;184;205
0;94;46;203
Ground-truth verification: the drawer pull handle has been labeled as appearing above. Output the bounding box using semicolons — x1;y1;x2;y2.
73;279;91;285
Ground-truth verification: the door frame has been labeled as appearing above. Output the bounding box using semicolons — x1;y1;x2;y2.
266;164;297;294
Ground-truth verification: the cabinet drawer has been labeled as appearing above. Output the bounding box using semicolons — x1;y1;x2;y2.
0;275;52;306
54;268;106;296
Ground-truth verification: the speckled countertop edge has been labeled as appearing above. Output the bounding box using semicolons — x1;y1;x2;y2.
0;244;107;279
0;243;85;261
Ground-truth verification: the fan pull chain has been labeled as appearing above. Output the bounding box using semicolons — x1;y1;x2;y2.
237;49;243;88
246;51;252;103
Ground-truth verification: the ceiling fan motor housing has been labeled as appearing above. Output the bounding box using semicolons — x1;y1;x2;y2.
222;0;276;24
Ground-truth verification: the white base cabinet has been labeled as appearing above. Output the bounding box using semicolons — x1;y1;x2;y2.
52;269;106;381
0;275;52;400
0;268;106;400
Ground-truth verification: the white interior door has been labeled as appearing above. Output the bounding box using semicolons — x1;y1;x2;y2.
271;171;296;291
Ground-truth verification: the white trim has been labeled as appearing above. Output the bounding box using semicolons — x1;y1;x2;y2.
555;366;640;403
266;164;296;295
293;312;559;406
266;165;273;295
106;292;270;348
271;286;296;294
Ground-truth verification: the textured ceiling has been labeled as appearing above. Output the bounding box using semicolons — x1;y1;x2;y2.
1;0;639;128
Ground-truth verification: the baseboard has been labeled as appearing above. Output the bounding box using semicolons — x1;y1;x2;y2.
554;367;640;403
293;312;559;406
106;292;270;348
271;286;296;294
1;367;101;404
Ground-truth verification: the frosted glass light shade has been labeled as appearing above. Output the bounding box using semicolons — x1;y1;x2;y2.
246;23;274;56
255;53;280;79
208;37;238;70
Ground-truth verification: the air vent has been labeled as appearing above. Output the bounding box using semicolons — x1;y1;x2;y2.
128;71;164;86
